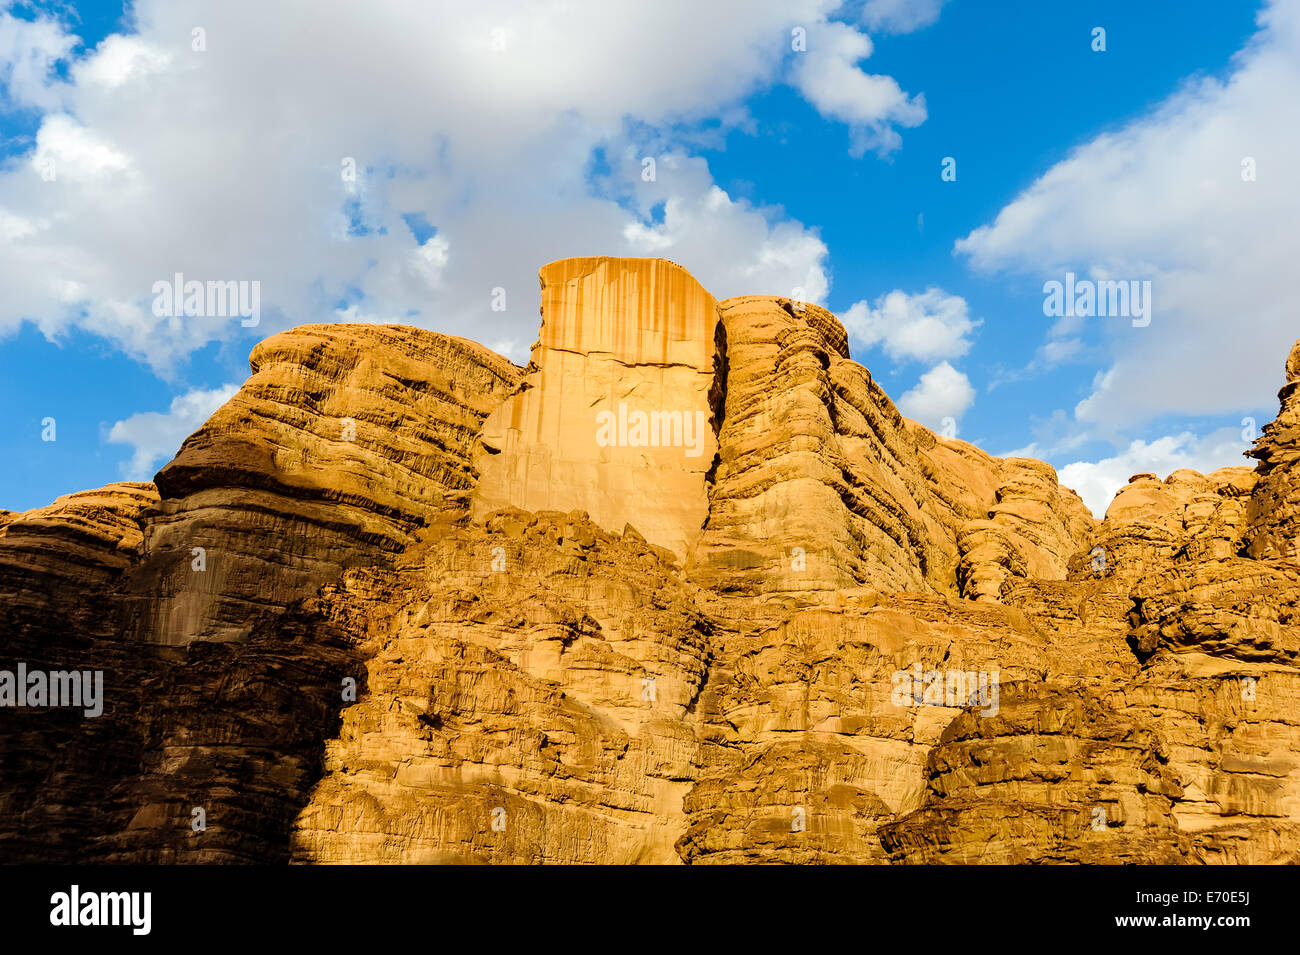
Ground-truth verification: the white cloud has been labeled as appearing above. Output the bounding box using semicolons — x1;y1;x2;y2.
955;0;1300;430
842;287;979;363
1056;427;1250;518
0;3;76;110
621;158;830;305
860;0;951;35
71;35;171;89
897;361;974;428
107;384;240;480
788;19;926;156
1038;337;1083;365
31;113;132;180
0;0;934;374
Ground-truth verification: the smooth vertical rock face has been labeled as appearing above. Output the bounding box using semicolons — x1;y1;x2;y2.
473;257;722;562
3;259;1300;866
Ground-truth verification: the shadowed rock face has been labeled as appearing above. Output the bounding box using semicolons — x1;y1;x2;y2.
1;256;1298;864
1247;338;1300;561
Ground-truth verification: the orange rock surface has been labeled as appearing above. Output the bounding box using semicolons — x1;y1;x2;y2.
1;256;1297;864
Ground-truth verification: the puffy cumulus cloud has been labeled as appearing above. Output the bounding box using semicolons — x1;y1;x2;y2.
955;0;1300;431
32;113;132;179
859;0;951;35
842;287;979;364
788;19;926;156
106;383;240;479
70;34;171;89
1056;428;1251;518
0;0;932;373
620;152;830;304
0;2;76;110
897;361;974;429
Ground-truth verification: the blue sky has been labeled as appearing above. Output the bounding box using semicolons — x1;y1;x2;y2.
0;0;1295;515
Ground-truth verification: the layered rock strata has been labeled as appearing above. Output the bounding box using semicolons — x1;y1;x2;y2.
2;256;1298;865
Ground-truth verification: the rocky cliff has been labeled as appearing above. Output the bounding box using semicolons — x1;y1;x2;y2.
2;256;1297;864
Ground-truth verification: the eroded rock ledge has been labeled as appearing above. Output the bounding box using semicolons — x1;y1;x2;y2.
1;256;1296;864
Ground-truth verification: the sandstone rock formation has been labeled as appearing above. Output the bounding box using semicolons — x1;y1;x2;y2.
2;255;1298;864
473;257;721;561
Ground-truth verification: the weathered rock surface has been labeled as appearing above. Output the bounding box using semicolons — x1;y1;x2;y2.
291;509;709;864
1247;338;1300;560
138;324;519;646
473;257;721;562
2;255;1298;865
0;325;517;862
